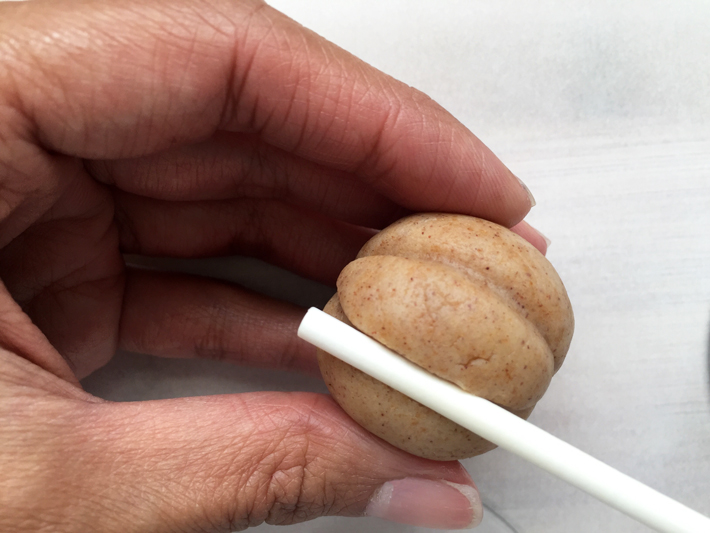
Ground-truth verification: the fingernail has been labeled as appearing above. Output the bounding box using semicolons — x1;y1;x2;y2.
365;478;482;529
537;229;552;249
514;174;536;208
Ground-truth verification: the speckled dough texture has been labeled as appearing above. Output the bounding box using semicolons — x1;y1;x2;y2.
317;213;574;460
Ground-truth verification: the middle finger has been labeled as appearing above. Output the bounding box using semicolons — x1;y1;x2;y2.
88;132;406;229
113;193;375;285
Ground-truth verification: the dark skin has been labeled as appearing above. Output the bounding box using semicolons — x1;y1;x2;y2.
0;0;543;531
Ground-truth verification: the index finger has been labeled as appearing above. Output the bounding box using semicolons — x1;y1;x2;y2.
2;0;532;226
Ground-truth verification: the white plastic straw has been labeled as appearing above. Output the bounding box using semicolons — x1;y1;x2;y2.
298;307;710;533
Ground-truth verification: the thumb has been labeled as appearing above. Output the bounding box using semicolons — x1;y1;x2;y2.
70;392;482;531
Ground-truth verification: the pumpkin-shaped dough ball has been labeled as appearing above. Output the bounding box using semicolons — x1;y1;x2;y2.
317;213;574;461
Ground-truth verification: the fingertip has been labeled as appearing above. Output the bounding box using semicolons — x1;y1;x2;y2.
511;172;536;209
365;477;482;529
433;140;535;228
510;220;550;255
482;165;536;228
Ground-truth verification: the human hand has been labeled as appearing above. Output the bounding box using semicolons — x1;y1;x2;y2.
0;0;541;531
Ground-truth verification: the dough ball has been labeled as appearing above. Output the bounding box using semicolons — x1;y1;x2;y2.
317;213;574;460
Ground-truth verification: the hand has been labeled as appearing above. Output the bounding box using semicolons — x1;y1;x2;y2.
0;0;540;531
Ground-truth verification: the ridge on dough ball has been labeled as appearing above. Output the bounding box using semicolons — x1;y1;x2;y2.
317;213;574;461
359;213;573;372
338;255;553;410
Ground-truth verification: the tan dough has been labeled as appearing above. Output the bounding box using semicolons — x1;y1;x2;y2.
317;213;574;460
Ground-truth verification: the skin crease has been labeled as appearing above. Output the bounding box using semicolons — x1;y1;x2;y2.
0;0;544;531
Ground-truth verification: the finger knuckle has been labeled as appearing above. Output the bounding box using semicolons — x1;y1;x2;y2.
234;402;339;529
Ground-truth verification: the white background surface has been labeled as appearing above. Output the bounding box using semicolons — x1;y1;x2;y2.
82;1;710;532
